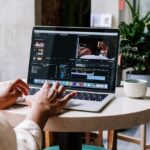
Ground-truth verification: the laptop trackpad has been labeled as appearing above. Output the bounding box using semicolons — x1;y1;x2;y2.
65;99;110;112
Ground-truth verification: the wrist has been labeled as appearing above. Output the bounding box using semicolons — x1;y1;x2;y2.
0;97;16;109
26;104;50;129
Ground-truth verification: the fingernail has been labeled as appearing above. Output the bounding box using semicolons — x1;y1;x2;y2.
45;80;48;83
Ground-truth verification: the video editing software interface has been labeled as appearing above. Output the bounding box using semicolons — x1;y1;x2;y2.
28;27;119;92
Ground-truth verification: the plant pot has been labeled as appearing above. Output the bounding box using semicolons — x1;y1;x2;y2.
127;73;150;87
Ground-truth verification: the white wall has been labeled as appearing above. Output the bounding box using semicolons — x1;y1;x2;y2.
0;0;35;81
119;0;134;24
140;0;150;18
91;0;120;28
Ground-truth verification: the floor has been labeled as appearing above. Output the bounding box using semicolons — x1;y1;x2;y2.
103;122;150;150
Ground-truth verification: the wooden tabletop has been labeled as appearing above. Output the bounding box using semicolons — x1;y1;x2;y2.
1;84;150;132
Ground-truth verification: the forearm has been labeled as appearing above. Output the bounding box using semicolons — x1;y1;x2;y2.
0;98;16;109
0;99;6;109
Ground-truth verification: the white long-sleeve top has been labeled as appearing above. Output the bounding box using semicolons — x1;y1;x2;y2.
0;113;42;150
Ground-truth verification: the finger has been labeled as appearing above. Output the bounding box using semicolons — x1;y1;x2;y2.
50;89;59;103
57;85;65;97
14;89;23;97
40;82;51;96
10;79;29;91
60;91;77;106
18;80;29;90
15;85;29;96
51;82;59;90
9;79;29;96
48;88;55;98
48;82;59;100
42;81;51;89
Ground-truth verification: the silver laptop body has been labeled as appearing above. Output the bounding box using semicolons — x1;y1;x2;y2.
27;26;120;112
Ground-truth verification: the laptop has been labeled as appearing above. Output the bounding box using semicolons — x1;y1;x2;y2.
27;26;120;112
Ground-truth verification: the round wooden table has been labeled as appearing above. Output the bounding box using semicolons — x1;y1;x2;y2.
2;86;150;150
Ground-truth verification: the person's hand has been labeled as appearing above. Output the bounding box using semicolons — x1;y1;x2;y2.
0;79;29;109
78;47;92;58
25;82;76;129
26;82;76;115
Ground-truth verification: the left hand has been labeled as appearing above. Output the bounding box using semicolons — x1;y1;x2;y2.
0;79;29;109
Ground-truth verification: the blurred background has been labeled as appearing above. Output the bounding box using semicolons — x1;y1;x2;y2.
0;0;149;81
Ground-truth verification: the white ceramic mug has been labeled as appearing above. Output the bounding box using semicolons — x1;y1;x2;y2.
124;79;148;98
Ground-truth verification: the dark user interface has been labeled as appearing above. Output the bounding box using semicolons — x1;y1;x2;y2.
28;29;119;92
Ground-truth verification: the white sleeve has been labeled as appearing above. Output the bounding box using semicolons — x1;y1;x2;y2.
0;113;17;150
14;120;42;150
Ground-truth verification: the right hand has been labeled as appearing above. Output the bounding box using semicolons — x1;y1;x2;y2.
26;82;76;116
25;82;76;129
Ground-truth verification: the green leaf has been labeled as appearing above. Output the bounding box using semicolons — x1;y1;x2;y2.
119;0;150;74
125;0;135;20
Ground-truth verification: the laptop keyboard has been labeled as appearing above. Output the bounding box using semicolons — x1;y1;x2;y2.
65;91;108;101
29;88;108;101
29;88;40;95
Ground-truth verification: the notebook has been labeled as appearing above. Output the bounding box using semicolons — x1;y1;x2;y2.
27;26;120;112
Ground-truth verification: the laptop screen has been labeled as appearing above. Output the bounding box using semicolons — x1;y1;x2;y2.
27;26;119;93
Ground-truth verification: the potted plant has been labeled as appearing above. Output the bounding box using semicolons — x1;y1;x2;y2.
119;0;150;85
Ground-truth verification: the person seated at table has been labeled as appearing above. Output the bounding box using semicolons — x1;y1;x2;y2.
0;79;76;150
97;41;109;57
77;41;113;60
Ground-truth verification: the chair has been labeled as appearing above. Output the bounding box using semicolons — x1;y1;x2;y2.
84;130;104;146
83;125;150;150
84;130;117;150
113;124;150;150
43;131;107;150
